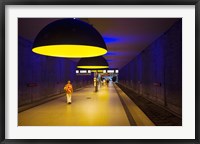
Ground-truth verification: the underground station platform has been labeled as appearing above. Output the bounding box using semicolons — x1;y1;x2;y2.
18;82;181;126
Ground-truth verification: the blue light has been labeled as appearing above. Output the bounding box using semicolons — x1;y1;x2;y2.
105;52;117;56
103;35;149;45
103;37;119;43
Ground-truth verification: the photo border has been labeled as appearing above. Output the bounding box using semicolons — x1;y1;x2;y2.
1;0;199;143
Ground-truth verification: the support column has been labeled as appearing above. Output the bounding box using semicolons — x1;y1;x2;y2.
94;72;98;92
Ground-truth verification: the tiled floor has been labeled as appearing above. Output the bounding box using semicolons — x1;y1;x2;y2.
18;83;130;126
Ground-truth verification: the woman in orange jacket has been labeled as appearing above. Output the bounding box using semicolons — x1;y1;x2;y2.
64;80;73;104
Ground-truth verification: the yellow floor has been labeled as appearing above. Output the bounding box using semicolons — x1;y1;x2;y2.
18;83;130;126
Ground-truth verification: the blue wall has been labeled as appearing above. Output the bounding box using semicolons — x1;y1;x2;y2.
118;20;182;115
18;36;93;106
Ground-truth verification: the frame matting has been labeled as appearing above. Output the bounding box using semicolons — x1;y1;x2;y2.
0;0;200;143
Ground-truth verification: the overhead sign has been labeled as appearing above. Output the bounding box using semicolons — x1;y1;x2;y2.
76;68;119;75
76;69;92;75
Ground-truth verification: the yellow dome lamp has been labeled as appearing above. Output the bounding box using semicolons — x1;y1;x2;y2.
77;56;109;70
77;56;109;92
32;19;107;58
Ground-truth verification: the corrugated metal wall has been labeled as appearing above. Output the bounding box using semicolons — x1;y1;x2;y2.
118;20;182;115
18;37;93;106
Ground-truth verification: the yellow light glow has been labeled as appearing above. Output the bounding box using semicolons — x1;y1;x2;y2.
77;66;109;69
32;45;107;58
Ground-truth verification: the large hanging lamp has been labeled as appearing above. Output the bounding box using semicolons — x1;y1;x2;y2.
32;18;107;58
77;56;109;69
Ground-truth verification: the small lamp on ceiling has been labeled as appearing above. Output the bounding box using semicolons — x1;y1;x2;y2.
32;18;107;58
77;56;109;69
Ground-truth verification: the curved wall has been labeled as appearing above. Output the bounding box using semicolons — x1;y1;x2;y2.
18;36;93;106
118;20;182;115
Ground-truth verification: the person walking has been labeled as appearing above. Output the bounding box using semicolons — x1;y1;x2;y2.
64;80;73;104
106;79;109;86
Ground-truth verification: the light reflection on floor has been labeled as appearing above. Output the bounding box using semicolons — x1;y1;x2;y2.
18;83;130;126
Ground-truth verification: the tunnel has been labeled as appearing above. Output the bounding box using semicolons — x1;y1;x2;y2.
18;18;182;126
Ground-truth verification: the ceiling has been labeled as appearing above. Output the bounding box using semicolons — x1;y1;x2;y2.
18;18;179;69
